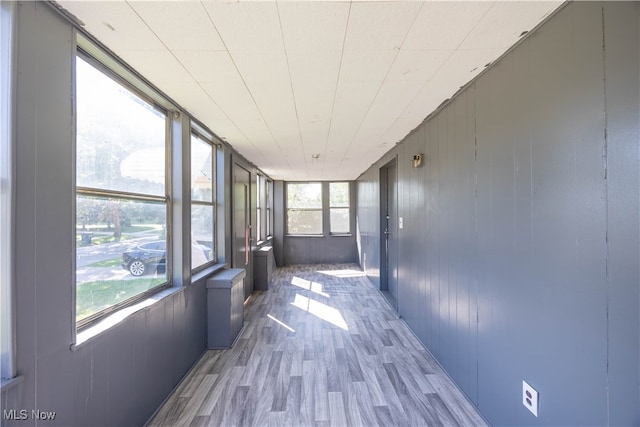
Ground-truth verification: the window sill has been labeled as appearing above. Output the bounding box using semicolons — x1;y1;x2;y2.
192;262;226;284
73;286;183;348
1;375;23;393
73;263;228;349
284;233;352;238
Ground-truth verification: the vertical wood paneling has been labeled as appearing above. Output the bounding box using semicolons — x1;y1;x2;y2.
603;3;640;425
356;2;638;425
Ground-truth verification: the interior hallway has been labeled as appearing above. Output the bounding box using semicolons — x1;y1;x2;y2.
148;264;487;427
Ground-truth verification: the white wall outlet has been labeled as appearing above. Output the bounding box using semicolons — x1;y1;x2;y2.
522;380;539;417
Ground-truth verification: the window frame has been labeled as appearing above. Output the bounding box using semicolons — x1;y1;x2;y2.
0;0;15;382
190;130;217;272
74;49;172;330
286;182;323;236
256;173;263;243
266;179;273;239
329;181;351;235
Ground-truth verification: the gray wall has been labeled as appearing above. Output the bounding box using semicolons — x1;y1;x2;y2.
356;2;639;426
0;4;206;426
273;181;358;266
0;3;266;426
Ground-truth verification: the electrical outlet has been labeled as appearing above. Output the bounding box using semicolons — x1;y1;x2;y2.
522;380;539;417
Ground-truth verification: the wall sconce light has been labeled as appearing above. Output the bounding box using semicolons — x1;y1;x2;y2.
412;153;424;168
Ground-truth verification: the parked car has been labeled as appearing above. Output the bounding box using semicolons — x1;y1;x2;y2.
122;240;166;276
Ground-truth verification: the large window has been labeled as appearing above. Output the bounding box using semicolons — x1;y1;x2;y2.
266;179;273;238
256;174;263;242
75;54;169;326
330;182;350;234
287;182;322;235
1;1;14;381
190;132;215;270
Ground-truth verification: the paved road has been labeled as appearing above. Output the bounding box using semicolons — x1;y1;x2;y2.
76;228;163;283
76;229;160;268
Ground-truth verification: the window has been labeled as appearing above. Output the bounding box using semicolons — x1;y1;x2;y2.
190;132;215;270
330;182;350;234
266;179;273;238
287;182;322;234
256;174;262;242
1;1;14;381
75;54;169;326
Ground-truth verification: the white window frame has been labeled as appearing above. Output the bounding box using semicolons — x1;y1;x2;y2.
329;182;351;234
190;130;217;271
75;48;171;329
266;179;273;238
286;182;323;235
0;0;15;382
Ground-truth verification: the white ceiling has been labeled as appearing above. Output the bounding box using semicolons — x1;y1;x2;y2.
57;0;562;181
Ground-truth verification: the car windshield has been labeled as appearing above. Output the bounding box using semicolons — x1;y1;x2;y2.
140;241;164;251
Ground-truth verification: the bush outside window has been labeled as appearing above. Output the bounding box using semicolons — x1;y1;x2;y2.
287;182;322;235
330;182;350;234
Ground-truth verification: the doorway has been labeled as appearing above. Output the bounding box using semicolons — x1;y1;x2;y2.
380;159;398;310
232;163;253;300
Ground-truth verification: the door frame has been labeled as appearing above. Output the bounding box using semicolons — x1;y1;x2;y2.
232;162;253;300
379;157;397;295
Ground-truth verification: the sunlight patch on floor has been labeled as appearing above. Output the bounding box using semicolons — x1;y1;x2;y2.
290;293;349;330
317;268;365;278
267;314;296;333
291;276;330;297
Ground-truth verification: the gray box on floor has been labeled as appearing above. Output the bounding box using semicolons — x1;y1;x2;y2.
253;246;274;290
206;268;246;349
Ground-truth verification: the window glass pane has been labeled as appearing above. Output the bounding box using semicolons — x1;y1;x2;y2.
191;204;214;269
76;195;167;322
287;210;322;234
191;134;213;202
76;57;166;196
1;1;13;380
330;208;350;234
287;183;321;209
256;175;262;241
330;182;349;207
267;180;272;237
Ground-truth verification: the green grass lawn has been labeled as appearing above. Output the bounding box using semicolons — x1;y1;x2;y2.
86;257;122;268
76;224;162;246
76;278;165;321
76;234;135;246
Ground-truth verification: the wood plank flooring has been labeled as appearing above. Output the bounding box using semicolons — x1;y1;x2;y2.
147;264;487;427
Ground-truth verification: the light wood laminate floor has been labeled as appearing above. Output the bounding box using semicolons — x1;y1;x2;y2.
147;264;487;427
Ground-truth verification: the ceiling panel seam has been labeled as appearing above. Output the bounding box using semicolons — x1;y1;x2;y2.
320;1;352;179
201;1;290;173
126;1;251;155
349;0;496;163
276;1;309;179
340;2;424;168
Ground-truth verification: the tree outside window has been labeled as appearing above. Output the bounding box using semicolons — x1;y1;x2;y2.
330;182;350;234
287;183;322;235
75;55;168;326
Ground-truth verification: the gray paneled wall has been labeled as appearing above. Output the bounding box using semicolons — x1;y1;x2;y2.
356;2;639;426
0;3;260;426
0;4;208;426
